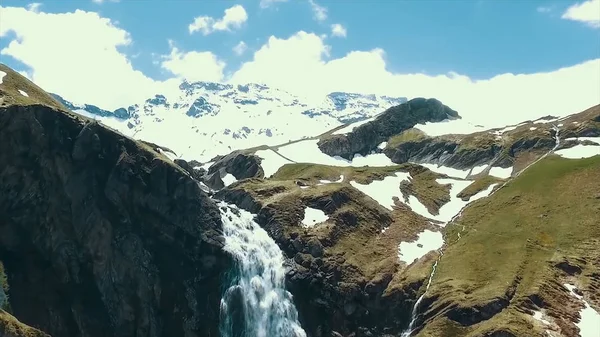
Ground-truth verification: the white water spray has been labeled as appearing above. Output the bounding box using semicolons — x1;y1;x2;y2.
218;202;307;337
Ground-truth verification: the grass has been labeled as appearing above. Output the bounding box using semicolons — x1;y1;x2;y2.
418;154;600;336
387;128;428;148
0;64;67;111
271;162;411;184
399;166;451;215
456;175;503;201
0;310;49;337
229;165;439;283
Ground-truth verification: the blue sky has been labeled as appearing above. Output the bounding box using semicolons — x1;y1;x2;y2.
0;0;599;119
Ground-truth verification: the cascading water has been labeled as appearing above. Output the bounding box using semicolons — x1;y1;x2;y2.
217;202;307;337
400;124;563;336
401;257;441;337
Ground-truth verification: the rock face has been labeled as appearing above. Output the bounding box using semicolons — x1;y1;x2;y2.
215;184;422;337
318;98;460;160
202;151;264;190
385;106;600;171
0;104;231;337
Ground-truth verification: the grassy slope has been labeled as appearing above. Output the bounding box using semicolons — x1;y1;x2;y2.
418;154;600;336
0;64;67;111
0;310;49;337
234;163;446;282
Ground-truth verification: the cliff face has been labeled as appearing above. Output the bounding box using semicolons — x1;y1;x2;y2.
0;104;231;337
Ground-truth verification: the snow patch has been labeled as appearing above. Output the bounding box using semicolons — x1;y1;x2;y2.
532;311;551;325
157;148;177;161
405;195;431;219
398;230;444;264
0;70;6;84
318;175;344;184
555;145;599;159
377;141;387;149
405;180;496;226
255;149;293;177
332;116;376;135
489;166;512;179
534;117;559;124
420;163;470;179
222;173;237;187
565;137;600;145
276;139;395;167
349;172;411;210
415;119;484;136
470;164;489;176
530;127;537;131
18;89;29;97
301;207;329;228
492;125;517;135
563;284;600;337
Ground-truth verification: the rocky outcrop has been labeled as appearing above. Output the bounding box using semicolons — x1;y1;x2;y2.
215;184;422;337
317;98;460;160
384;105;600;172
0;104;231;337
203;151;264;190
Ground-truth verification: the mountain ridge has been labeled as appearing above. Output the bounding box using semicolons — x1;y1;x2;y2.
1;63;599;337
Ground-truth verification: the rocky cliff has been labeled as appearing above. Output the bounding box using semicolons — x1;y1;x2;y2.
0;65;231;337
317;98;460;160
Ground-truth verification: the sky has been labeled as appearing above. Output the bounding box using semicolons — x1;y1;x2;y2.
0;0;599;125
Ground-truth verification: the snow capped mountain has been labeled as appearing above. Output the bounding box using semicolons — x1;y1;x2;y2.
52;80;406;162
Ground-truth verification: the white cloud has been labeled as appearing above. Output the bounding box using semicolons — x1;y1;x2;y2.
309;0;327;21
561;0;600;28
330;24;347;38
0;6;163;110
230;31;600;127
161;42;225;82
260;0;287;9
92;0;120;4
26;3;41;12
189;5;248;35
233;41;248;56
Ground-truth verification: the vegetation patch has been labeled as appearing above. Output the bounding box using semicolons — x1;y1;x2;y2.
387;128;428;148
419;155;600;336
456;176;503;201
271;162;412;185
399;166;451;215
0;310;50;337
0;64;67;111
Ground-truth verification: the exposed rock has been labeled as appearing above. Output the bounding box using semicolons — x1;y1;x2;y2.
207;151;264;180
307;238;324;258
318;98;460;160
216;184;419;337
174;158;205;181
0;104;231;337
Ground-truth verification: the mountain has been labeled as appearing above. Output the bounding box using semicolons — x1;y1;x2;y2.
51;81;407;163
1;62;599;337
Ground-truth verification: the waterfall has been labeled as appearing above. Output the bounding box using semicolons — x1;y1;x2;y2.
401;256;440;337
218;202;307;337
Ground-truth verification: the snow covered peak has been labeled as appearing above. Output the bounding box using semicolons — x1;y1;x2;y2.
57;81;406;162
